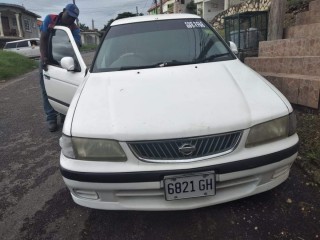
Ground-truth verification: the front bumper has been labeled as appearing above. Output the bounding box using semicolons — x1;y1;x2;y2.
60;141;299;211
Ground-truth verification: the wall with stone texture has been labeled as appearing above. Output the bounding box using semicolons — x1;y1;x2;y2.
210;0;272;29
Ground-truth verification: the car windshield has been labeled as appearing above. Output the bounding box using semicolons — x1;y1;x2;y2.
92;19;235;72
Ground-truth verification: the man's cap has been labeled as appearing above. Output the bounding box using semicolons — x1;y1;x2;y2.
65;3;79;18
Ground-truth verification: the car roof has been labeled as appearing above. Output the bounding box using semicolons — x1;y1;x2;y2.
5;38;39;44
111;14;201;26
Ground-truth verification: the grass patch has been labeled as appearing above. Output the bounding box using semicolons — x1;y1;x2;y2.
284;0;313;28
296;109;320;184
0;50;38;80
287;0;311;11
80;44;98;52
215;29;225;39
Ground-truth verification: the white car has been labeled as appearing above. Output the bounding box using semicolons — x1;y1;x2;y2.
3;38;40;58
43;14;299;211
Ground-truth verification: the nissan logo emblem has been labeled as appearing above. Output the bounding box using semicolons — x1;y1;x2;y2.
178;143;196;156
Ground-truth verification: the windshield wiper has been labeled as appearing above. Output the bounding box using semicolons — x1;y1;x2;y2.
196;53;231;63
156;60;193;67
117;60;192;71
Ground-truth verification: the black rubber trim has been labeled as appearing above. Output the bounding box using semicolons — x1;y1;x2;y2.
48;96;69;107
60;142;299;183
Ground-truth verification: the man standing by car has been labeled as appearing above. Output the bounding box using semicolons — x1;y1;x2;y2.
39;3;81;132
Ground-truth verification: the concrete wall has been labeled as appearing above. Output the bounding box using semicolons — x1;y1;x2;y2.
81;32;100;45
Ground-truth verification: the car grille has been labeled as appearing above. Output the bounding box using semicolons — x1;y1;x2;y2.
128;131;242;162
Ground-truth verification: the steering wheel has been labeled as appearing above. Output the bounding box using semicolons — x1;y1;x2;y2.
119;52;146;61
110;52;147;68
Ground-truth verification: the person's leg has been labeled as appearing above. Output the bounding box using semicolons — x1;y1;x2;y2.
39;61;58;131
60;114;66;124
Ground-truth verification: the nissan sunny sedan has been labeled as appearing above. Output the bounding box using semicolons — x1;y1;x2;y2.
43;14;299;210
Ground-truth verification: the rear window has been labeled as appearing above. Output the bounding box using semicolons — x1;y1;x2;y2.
17;41;29;48
4;42;17;49
30;40;39;46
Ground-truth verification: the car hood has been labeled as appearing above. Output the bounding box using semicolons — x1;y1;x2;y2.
71;59;289;141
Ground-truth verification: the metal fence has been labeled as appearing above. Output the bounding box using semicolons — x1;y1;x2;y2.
224;11;268;60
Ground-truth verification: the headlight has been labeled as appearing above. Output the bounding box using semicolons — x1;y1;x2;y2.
59;135;127;161
59;135;75;158
246;112;297;147
288;111;297;136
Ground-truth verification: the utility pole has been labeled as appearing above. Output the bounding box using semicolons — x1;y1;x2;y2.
154;0;158;14
160;0;163;14
136;6;139;15
202;1;205;18
268;0;286;40
73;0;79;26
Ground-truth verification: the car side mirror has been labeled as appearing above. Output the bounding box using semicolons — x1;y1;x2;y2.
61;57;75;71
229;41;238;55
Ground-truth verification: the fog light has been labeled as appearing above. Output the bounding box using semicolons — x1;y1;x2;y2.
73;189;99;200
272;164;291;179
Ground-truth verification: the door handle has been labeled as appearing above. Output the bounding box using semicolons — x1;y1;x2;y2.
44;74;50;80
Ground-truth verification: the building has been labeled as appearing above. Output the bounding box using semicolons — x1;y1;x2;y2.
0;3;40;40
224;0;247;9
148;0;195;15
194;0;225;22
163;0;175;14
148;0;246;22
80;30;101;46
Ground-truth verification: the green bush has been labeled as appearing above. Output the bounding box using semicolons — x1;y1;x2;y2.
287;0;310;11
80;44;98;52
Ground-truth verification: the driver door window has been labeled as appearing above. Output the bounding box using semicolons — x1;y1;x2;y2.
49;29;79;69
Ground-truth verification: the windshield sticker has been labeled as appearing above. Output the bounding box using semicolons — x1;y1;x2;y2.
185;21;206;29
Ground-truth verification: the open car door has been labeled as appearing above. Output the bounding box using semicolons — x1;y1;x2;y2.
43;26;87;115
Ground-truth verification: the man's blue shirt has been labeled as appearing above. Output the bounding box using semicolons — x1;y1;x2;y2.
40;14;81;45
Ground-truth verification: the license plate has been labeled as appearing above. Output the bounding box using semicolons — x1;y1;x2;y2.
164;172;216;201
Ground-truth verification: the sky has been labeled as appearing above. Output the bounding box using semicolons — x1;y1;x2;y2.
1;0;154;30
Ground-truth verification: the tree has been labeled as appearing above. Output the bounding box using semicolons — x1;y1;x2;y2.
79;23;89;31
102;12;143;31
186;0;197;14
